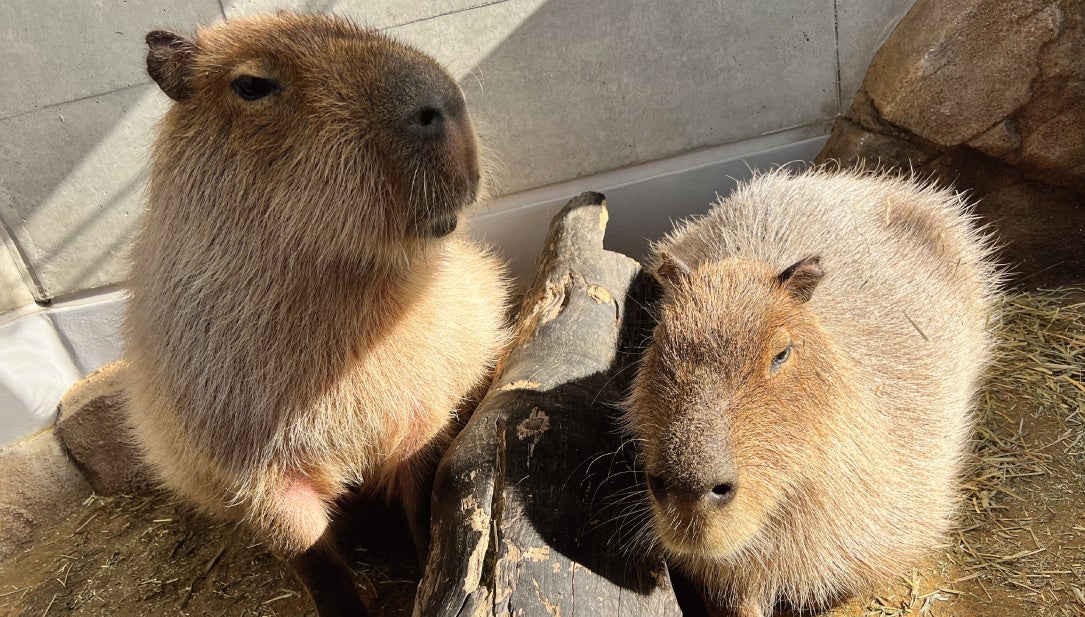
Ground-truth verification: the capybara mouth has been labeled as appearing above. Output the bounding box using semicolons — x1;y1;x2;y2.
413;177;476;238
652;505;755;560
655;516;709;556
423;213;459;238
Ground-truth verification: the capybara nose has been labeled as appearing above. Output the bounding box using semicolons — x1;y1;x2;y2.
401;74;465;141
707;482;737;507
647;472;737;508
646;473;668;503
404;101;447;139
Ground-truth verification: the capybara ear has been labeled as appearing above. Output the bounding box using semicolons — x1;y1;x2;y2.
146;30;199;101
777;256;823;303
656;252;693;286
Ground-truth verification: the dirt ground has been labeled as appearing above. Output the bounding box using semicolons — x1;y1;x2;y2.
1;289;1082;617
0;494;419;617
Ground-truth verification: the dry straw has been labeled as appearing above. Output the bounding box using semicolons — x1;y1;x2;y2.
844;289;1085;617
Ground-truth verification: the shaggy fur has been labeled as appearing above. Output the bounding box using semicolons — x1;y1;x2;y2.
123;13;509;613
623;168;1001;617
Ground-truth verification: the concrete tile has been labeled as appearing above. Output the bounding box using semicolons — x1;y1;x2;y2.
224;0;498;29
46;293;126;377
0;313;81;446
836;0;915;108
388;0;839;196
0;85;166;300
0;241;32;315
0;0;223;118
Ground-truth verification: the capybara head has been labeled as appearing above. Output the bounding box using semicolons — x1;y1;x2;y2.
145;13;479;266
625;252;841;560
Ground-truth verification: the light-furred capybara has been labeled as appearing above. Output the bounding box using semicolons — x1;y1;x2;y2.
623;168;1000;617
124;13;509;615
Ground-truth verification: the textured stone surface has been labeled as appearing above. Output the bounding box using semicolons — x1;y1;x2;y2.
819;0;1085;287
0;0;223;118
0;430;92;560
224;0;491;28
835;0;914;108
55;361;151;496
862;0;1084;192
389;0;839;195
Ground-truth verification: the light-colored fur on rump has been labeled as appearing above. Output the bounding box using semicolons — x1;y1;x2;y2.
632;168;1001;615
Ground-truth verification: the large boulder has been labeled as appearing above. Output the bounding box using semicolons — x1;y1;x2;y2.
55;361;152;495
819;0;1085;286
0;431;92;559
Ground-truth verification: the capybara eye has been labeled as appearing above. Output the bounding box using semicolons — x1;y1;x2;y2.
230;75;281;101
771;345;792;373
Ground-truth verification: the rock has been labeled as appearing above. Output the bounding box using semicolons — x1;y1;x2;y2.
0;430;92;559
55;361;152;495
860;0;1085;192
819;0;1085;286
866;0;1060;147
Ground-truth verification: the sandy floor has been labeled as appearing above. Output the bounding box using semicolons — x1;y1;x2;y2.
1;290;1082;617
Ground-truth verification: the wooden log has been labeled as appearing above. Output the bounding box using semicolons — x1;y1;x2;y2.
415;192;680;616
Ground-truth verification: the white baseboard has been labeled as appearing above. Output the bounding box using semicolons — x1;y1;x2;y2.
0;124;829;448
471;126;828;283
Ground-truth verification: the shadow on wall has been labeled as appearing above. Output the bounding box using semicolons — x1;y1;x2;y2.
4;0;839;303
0;85;155;303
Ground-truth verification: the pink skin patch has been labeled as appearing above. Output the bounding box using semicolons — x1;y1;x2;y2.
277;475;330;551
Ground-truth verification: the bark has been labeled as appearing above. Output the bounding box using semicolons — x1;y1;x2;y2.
415;192;680;616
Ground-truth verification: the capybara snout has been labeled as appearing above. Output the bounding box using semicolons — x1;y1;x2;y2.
645;417;739;510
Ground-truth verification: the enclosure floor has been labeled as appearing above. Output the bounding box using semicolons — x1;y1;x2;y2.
0;495;419;616
1;290;1082;617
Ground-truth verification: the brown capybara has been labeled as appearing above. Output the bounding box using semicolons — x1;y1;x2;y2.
123;13;509;615
623;169;1000;617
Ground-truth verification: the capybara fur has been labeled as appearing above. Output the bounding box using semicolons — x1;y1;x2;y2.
623;168;1000;617
124;13;509;615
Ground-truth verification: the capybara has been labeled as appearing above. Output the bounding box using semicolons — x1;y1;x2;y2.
623;168;1000;617
124;13;509;615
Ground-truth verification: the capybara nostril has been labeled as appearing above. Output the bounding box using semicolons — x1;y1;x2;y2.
405;103;446;139
646;473;668;502
707;482;736;507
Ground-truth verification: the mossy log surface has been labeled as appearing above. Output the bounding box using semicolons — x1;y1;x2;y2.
415;192;680;617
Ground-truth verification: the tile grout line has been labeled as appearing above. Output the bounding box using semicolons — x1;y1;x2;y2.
380;0;512;31
0;213;50;304
0;82;149;123
832;0;843;114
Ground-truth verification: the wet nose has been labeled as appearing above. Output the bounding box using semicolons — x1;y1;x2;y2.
401;77;465;141
646;472;738;508
404;100;447;139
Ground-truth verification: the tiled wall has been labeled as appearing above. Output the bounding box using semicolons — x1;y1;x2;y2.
0;1;913;446
0;0;913;311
